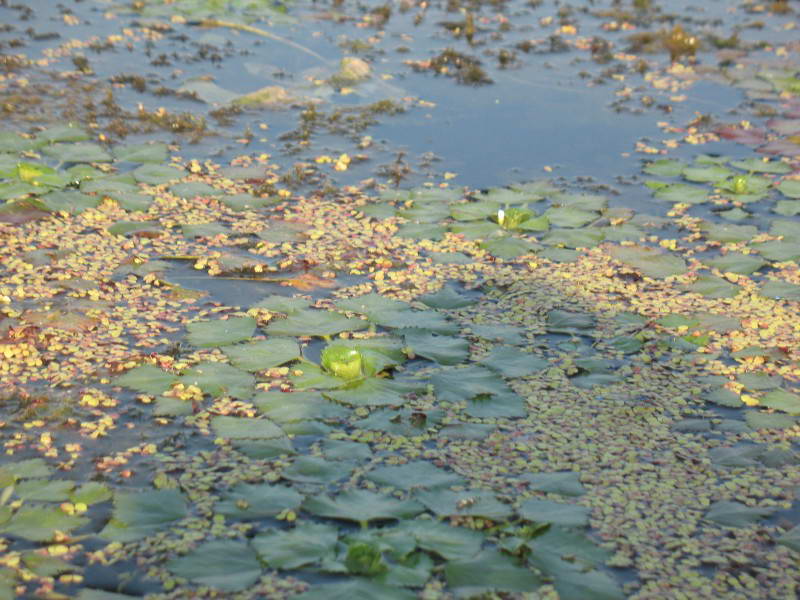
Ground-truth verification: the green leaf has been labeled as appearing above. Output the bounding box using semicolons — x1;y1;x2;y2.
546;309;596;334
481;345;548;377
448;221;500;240
100;488;187;542
395;222;446;240
367;461;465;490
15;479;74;502
324;377;409;407
167;540;262;592
730;158;790;174
683;164;731;182
704;500;774;527
701;223;758;243
1;506;89;541
684;275;739;298
466;392;527;418
403;332;469;365
643;158;686;176
396;519;484;560
211;416;284;439
397;202;450;223
289;364;347;390
170;181;224;198
709;445;763;468
37;125;89;143
752;240;800;262
705;253;767;275
104;191;153;211
652;183;708;204
542;228;604;249
608;245;687;278
705;388;744;408
519;498;590;526
250;295;310;314
530;526;612;566
538;554;625;600
216;483;303;519
113;142;169;163
428;251;472;264
80;174;139;194
445;549;542;594
777;179;800;198
294;580;415;600
369;310;458;334
470;323;526;344
415;489;513;520
186;316;256;347
773;200;800;216
252;523;339;569
114;364;179;395
181;222;229;237
607;335;643;354
0;181;40;200
419;284;475;309
518;215;550;231
760;390;800;414
107;220;162;237
264;309;367;337
40;191;100;215
223;338;300;372
22;552;77;577
542;206;597;228
450;200;500;221
77;590;147;599
737;372;782;390
303;489;424;524
2;458;51;479
70;482;112;505
322;439;372;461
221;193;272;211
524;472;586;496
777;525;800;553
480;236;537;259
281;456;354;485
431;365;512;402
551;193;607;211
181;361;254;399
132;164;183;184
745;411;796;430
336;293;409;316
42;143;112;163
759;280;800;300
0;131;35;152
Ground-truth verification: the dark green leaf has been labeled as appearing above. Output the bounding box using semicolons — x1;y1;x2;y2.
481;346;548;377
216;483;303;519
167;540;262;591
403;331;470;365
211;416;284;439
252;523;339;569
367;461;465;490
303;489;424;524
704;500;774;527
445;549;542;594
519;498;590;526
223;338;300;372
264;309;367;337
186;316;256;347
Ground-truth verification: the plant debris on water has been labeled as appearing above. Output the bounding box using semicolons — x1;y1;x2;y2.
1;0;800;598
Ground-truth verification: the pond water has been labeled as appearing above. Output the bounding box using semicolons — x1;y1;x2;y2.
2;1;800;599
